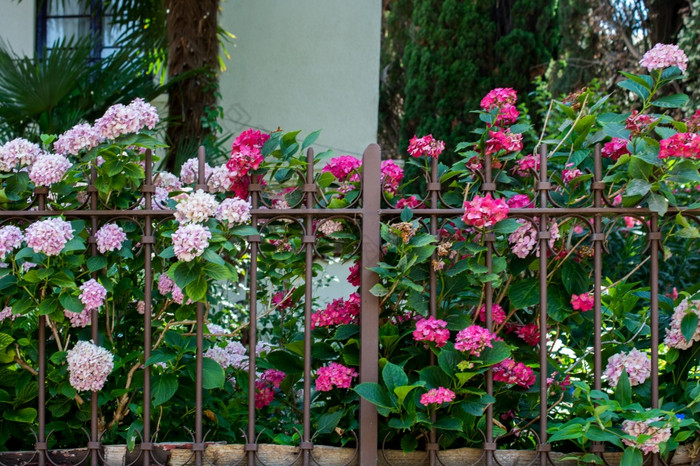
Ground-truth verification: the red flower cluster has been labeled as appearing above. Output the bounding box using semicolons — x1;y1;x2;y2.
493;358;536;388
485;130;523;155
408;134;445;159
462;194;509;229
311;293;361;328
659;132;700;159
602;138;630;161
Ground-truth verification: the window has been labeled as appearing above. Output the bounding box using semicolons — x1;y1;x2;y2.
36;0;125;60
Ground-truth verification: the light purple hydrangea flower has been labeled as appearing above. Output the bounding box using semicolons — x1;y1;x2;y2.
155;171;182;191
664;297;700;350
29;152;72;186
0;138;42;171
604;348;651;387
216;198;251;225
0;225;23;260
207;165;233;193
172;223;211;262
0;306;18;322
93;98;159;141
174;190;219;224
180;158;213;185
95;223;127;254
66;340;114;392
157;274;174;295
64;308;92;328
25;218;74;256
54;123;102;156
639;43;688;72
79;279;107;311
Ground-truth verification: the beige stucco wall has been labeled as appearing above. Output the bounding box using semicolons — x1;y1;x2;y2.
219;0;382;157
0;1;35;56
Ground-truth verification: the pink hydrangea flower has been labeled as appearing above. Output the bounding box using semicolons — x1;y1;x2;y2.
659;133;700;159
64;308;92;328
622;417;672;454
485;130;523;155
639;43;688;72
381;159;403;194
604;348;651;387
322;155;362;182
507;194;533;209
455;325;496;356
255;380;275;408
93;98;159;140
311;293;361;328
509;219;562;259
272;290;294;310
571;293;594;312
625;111;657;136
226;128;270;178
29;152;72;186
315;362;358;391
95;223;127;254
0;225;23;260
685;109;700;133
207;165;233;193
261;369;286;388
516;323;540;346
174;190;219;224
480;88;517;111
514;154;539;177
408;135;445;159
493;358;536;388
602;138;630;162
204;346;235;369
0;306;18;322
317;219;343;236
419;387;456;406
216;197;252;225
155;171;182;191
494;104;520;126
462;194;509;229
54;123;101;156
66;340;114;392
172;224;211;262
562;163;583;184
412;316;450;347
180;158;213;185
664;297;700;350
25;218;74;256
229;175;251;199
0;138;42;171
347;262;361;287
396;195;422;209
79;279;107;311
158;274;174;295
477;304;507;326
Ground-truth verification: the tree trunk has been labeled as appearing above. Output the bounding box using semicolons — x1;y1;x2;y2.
646;0;689;45
163;0;219;171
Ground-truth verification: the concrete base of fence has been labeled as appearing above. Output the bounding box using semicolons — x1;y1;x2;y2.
1;443;698;465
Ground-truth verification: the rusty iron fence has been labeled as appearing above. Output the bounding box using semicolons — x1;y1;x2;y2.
0;143;698;466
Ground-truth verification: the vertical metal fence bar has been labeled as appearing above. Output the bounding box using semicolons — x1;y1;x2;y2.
302;148;316;465
428;156;439;465
247;174;262;466
36;188;47;466
482;149;496;466
142;150;154;465
537;147;551;464
649;213;661;466
194;147;208;466
359;144;382;465
89;165;100;466
591;147;605;459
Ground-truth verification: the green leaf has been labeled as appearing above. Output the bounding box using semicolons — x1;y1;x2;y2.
438;347;461;377
626;179;651;197
87;256;108;272
332;325;359;341
650;93;688;108
614;370;631;407
681;313;699;346
0;333;14;352
617;79;650;101
173;262;200;289
315;410;343;435
382;362;408;392
267;350;303;375
400;434;418;452
145;351;176;367
508;278;540;309
647;192;668;216
50;272;75;288
433;417;462;431
561;260;589;295
400;206;413;222
353;383;396;410
493;218;522;234
369;283;389;297
585;426;623;447
204;263;234;281
151;374;178;406
419;366;451;389
619;71;653;90
620;447;643;466
49;351;67;364
389;416;416;430
301;130;321;151
3;407;37;423
158;246;175;259
480;340;511;366
202;357;225;389
394;384;423;406
59;294;84;313
38;297;59;316
548;422;583;442
202;248;226;265
62;237;85;253
229;225;259;236
185;274;208;303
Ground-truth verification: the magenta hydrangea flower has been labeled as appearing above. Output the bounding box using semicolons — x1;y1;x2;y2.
485;130;523;155
226;128;270;178
311;293;361;328
261;369;286;388
66;340;114;392
95;223;127;254
0;225;23;260
315;362;358;391
179;158;213;185
216;198;252;225
514;154;539;177
380;159;403;195
480;88;517;111
604;348;651;387
493;358;536;388
664;297;700;350
25;218;74;256
174;190;219;224
625;111;657;136
622;417;672;454
455;325;496;356
571;293;594;312
659;133;700;159
477;304;507;326
562;164;583;184
322;155;362;182
516;323;540;346
0;138;42;172
29;152;72;186
412;316;450;347
639;43;688;72
419;387;456;406
79;279;107;311
461;194;509;229
602;138;630;162
172;223;211;262
54;123;102;156
93;98;159;141
347;262;361;287
396;195;422;209
255;380;275;408
408;134;445;158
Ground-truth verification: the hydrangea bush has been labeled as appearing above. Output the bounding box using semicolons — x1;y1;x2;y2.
0;43;698;466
